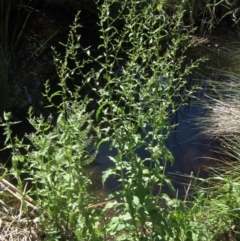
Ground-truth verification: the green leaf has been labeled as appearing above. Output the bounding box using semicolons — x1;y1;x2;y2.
164;178;176;195
96;137;109;149
132;196;140;207
103;200;118;211
50;91;61;99
63;174;70;182
96;103;107;122
102;168;115;185
157;4;162;12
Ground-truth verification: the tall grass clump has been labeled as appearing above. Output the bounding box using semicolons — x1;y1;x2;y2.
198;42;240;138
0;0;35;117
0;0;208;240
177;0;240;36
190;42;240;240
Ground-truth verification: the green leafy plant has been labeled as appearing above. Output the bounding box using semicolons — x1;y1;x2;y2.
0;0;207;240
88;0;203;240
0;14;103;239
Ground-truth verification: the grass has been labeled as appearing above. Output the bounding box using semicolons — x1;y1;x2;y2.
189;39;240;240
0;178;40;240
0;0;34;116
200;95;240;137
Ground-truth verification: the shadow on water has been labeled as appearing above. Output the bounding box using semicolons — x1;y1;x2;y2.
88;80;222;200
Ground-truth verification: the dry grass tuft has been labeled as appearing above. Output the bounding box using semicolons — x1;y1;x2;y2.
0;216;40;241
0;179;42;241
200;94;240;137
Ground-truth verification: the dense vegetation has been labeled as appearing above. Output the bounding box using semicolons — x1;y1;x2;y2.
0;0;240;240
